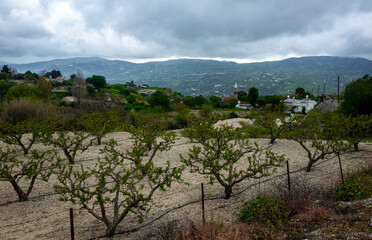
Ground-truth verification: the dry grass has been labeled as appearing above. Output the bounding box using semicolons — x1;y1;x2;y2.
1;97;57;123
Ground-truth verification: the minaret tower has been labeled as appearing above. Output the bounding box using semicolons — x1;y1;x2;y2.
234;82;238;99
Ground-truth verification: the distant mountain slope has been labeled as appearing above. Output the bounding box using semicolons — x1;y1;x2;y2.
9;56;372;96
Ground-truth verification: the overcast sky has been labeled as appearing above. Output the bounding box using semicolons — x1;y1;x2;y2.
1;0;372;64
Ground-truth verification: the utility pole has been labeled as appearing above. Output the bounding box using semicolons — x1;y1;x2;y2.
338;76;340;103
318;85;320;97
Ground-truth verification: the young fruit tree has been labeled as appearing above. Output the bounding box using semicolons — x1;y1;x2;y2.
0;148;54;201
79;110;122;145
181;117;286;199
0;118;53;154
126;112;169;150
44;129;93;164
286;111;352;172
335;114;371;151
250;110;296;144
53;120;184;237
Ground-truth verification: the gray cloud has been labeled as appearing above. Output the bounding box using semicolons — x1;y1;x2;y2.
1;0;372;63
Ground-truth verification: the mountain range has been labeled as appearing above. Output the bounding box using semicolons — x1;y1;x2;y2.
7;56;372;96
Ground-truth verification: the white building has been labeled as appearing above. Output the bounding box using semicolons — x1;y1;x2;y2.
284;95;317;113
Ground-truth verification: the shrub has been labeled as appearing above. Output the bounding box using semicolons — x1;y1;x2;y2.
228;111;239;119
334;169;372;201
1;98;56;123
6;83;44;101
238;196;289;227
177;221;283;240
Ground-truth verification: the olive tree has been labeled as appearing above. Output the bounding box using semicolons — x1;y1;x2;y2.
0;148;55;201
53;125;184;237
181;117;286;199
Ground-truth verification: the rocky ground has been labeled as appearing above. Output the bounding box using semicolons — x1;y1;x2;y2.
0;119;371;239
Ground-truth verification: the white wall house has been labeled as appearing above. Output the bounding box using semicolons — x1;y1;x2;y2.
284;95;317;113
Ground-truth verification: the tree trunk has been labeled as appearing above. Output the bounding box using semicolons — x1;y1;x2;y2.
306;161;314;172
105;223;118;237
97;136;102;145
353;142;359;152
270;136;276;144
224;186;233;199
10;180;28;202
63;148;75;164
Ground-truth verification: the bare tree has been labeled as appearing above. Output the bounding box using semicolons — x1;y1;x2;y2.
71;69;86;108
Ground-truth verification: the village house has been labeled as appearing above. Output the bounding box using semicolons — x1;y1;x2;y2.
284;95;317;113
138;89;157;95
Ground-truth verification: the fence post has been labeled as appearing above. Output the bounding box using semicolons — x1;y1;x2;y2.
286;161;291;193
338;153;345;185
70;208;75;240
201;183;205;224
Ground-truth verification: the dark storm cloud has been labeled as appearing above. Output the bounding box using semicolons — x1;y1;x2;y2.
1;0;372;63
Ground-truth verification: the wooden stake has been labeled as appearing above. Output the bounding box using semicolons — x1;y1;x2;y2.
70;208;75;240
286;161;291;193
201;183;205;224
338;153;345;185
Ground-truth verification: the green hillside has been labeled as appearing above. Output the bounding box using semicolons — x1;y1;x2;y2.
9;56;372;96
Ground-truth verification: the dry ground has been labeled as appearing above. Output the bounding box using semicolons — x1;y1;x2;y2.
0;119;371;240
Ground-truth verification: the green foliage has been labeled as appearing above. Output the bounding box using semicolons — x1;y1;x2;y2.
127;102;149;112
238;90;248;102
1;65;12;74
79;110;122;145
248;87;259;107
334;168;372;201
53;125;184;237
0;72;9;81
228;98;238;109
119;87;131;96
181;116;286;199
0;148;55;201
341;74;372;116
286;110;352;172
0;80;15;96
0;118;56;154
295;87;306;99
86;75;106;90
238;196;289;227
36;78;52;100
228;111;239;119
44;129;93;164
252;110;295;144
332;114;371;151
209;95;228;108
86;85;96;96
173;103;190;129
148;90;170;110
100;88;118;94
44;69;61;78
6;83;44;101
126;113;169;150
239;121;270;139
125;93;137;104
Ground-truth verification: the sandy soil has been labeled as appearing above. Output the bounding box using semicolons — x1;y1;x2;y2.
0;119;371;240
